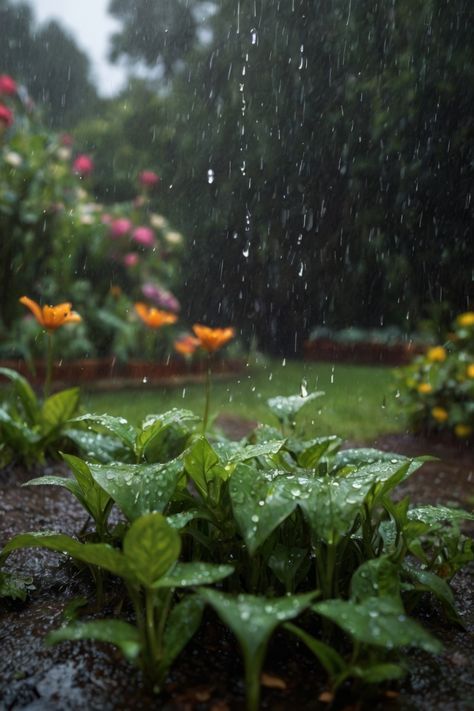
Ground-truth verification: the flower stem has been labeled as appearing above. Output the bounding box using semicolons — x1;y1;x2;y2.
202;354;212;433
44;330;53;399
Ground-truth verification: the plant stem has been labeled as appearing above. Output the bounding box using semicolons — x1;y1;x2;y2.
145;588;160;666
244;646;265;711
44;330;53;399
202;354;212;433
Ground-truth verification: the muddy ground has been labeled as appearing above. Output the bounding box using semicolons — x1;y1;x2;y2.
0;422;473;710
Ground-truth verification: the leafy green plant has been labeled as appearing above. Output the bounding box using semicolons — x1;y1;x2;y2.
0;367;80;465
396;311;474;439
1;391;473;708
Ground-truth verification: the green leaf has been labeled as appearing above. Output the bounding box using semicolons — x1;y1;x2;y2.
1;532;132;580
64;428;130;464
123;513;181;587
352;663;405;684
135;409;198;460
47;620;141;663
0;367;39;423
229;464;297;554
314;598;442;653
228;440;287;463
160;596;204;675
268;544;308;591
62;454;111;524
407;505;474;527
199;589;315;710
153;562;234;588
41;388;80;430
350;557;401;602
89;459;181;522
284;623;345;677
296;436;342;468
23;474;85;506
402;563;462;626
72;413;136;449
184;436;222;496
267;392;324;426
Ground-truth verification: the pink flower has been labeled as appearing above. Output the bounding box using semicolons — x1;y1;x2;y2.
132;226;156;248
110;217;132;238
139;170;160;188
73;154;94;177
0;103;14;128
0;74;17;96
124;253;139;267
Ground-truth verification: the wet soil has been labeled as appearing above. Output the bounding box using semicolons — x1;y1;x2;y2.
0;427;473;710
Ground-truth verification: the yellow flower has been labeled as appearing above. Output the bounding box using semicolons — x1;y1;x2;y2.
192;324;235;353
19;296;81;331
454;424;472;439
426;346;447;363
417;383;433;394
134;302;178;329
467;364;474;379
431;407;448;423
457;312;474;328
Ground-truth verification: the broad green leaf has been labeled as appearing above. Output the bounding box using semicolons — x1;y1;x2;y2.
297;475;373;545
160;596;204;673
407;505;474;527
199;589;316;710
332;448;409;470
23;474;84;505
123;513;181;587
247;424;286;444
0;532;132;580
41;388;80;430
0;408;41;446
267;392;324;425
314;598;442;653
350;557;401;602
352;663;405;684
72;414;136;449
228;440;287;463
402;562;462;626
135;409;198;459
229;464;297;554
268;544;308;591
0;367;39;423
47;620;141;663
62;453;111;523
64;428;130;464
154;562;234;589
89;460;181;521
184;436;222;496
166;510;201;529
296;436;342;468
284;623;345;677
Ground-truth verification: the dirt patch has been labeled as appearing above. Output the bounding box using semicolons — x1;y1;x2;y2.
1;431;473;710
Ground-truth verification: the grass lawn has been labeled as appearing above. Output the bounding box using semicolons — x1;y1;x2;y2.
83;357;405;442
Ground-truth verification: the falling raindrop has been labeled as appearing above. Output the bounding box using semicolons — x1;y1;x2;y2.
207;168;215;184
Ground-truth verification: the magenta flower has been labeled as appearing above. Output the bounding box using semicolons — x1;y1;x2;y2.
110;217;132;238
0;74;17;96
139;170;160;188
132;226;156;248
73;154;94;177
124;253;139;267
0;103;14;128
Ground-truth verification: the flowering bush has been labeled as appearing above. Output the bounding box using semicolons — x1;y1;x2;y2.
396;312;474;440
0;73;185;363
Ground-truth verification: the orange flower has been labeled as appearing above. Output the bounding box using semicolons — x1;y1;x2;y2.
134;302;177;329
19;296;81;331
192;324;235;353
457;312;474;328
417;383;433;395
467;364;474;379
431;407;448;423
174;334;200;356
454;423;472;439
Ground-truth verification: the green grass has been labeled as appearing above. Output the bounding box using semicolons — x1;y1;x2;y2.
83;358;404;442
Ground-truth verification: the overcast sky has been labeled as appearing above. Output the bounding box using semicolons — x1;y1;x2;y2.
25;0;127;96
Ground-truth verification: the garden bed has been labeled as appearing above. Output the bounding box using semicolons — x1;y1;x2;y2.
0;358;245;391
1;426;472;711
304;339;425;366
